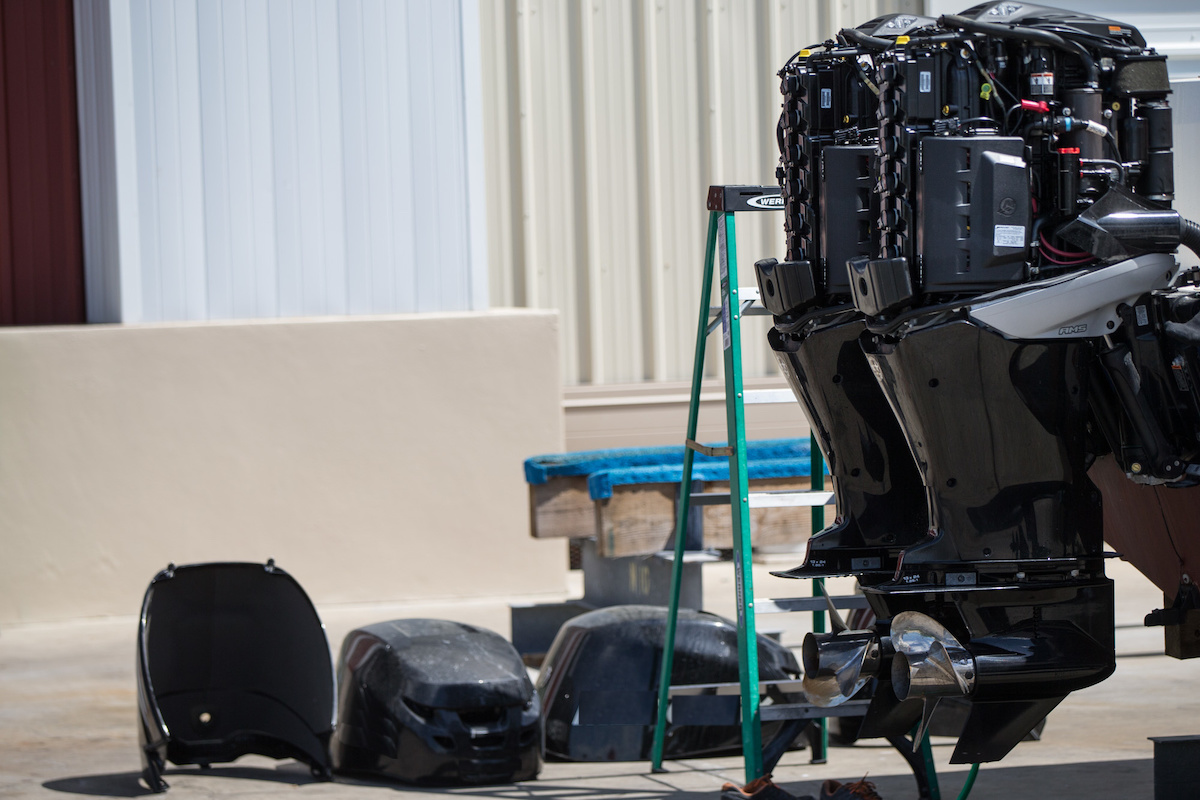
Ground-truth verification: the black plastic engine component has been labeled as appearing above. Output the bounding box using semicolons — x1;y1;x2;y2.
847;256;914;318
331;619;540;785
537;605;805;762
768;317;929;581
754;258;818;317
860;319;1103;569
918;136;1030;292
760;13;934;585
1059;185;1183;262
136;561;335;792
821;145;877;293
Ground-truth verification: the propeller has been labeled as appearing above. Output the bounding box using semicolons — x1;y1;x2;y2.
889;611;976;750
799;582;882;707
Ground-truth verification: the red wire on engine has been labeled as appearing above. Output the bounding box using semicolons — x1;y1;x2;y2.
1038;230;1093;263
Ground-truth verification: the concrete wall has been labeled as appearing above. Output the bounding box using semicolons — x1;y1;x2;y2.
0;310;566;625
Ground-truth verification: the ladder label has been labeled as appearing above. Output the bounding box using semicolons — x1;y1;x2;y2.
718;216;731;351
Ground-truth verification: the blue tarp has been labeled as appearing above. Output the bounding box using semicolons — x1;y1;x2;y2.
523;438;813;500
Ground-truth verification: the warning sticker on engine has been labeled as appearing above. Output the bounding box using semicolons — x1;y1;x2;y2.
994;224;1025;248
1030;72;1054;95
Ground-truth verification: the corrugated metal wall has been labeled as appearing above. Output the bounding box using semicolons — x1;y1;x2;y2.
482;0;922;385
75;0;488;324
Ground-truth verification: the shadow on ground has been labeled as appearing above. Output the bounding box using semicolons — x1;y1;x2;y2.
42;757;1153;799
43;764;322;798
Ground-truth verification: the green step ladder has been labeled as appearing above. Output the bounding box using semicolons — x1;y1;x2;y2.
648;185;944;798
649;185;836;783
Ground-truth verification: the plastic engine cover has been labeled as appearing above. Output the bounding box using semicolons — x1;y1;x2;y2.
331;619;541;785
136;561;335;792
537;605;803;762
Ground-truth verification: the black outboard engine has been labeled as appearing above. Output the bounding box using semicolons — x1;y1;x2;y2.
760;2;1200;764
331;619;541;785
758;12;937;583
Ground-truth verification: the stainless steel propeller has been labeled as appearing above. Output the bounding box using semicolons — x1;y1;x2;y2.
800;583;880;707
889;611;976;749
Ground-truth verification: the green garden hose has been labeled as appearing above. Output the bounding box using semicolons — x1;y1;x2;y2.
955;764;980;800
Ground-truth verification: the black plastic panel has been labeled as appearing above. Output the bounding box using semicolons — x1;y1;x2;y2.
918;136;1029;293
821;146;877;295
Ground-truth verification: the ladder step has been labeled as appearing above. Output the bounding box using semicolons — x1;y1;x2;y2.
652;549;723;564
749;491;834;508
753;596;870;614
669;678;805;696
760;699;871;721
743;388;796;405
689;490;835;508
666;680;871;720
685;439;735;457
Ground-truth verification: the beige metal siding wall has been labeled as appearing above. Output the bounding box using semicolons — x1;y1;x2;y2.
482;0;922;385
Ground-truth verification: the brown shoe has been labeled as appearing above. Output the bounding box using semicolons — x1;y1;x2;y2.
819;775;883;800
720;774;815;800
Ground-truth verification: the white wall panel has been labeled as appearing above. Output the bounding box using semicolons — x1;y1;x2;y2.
484;0;922;385
77;0;487;323
75;0;144;323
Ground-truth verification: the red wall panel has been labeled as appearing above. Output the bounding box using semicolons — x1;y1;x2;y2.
0;0;85;326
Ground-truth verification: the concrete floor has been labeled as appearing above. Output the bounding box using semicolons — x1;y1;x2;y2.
2;557;1198;800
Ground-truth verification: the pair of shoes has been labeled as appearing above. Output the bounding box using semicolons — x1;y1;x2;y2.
720;774;815;800
819;775;884;800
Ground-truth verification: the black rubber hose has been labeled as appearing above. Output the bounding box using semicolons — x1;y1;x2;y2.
839;27;890;51
939;14;1098;85
1181;218;1200;262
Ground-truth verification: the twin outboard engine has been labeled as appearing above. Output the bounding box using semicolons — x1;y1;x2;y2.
757;2;1200;764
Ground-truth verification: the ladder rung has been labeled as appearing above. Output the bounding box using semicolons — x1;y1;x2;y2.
753;596;871;614
689;490;835;508
749;491;834;508
665;682;871;720
760;699;871;721
709;305;772;319
738;288;773;316
686;439;735;457
743;388;796;405
652;549;723;563
669;678;805;696
708;299;757;333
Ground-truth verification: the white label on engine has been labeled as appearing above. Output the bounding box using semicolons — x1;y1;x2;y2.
1031;72;1054;95
1136;304;1149;327
919;71;932;93
821;88;832;108
994;224;1025;248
